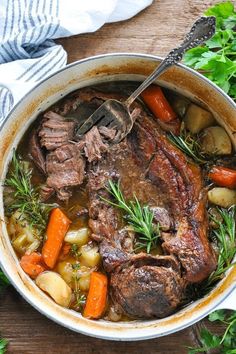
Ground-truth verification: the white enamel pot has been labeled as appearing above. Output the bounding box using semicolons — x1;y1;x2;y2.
0;54;236;341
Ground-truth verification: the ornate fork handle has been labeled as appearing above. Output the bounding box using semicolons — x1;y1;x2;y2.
125;16;216;107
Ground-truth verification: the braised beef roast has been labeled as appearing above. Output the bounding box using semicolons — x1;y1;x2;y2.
29;87;217;319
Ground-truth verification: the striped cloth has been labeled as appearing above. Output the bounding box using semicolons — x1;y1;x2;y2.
0;0;152;123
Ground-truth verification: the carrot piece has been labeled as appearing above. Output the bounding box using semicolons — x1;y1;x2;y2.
141;85;177;122
20;252;45;279
83;272;108;319
42;208;71;269
209;166;236;189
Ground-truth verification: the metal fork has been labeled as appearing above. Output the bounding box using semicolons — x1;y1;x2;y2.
76;16;216;143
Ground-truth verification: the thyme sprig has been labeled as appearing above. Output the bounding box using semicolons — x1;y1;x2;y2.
103;180;160;253
205;206;236;290
4;151;55;238
168;131;207;165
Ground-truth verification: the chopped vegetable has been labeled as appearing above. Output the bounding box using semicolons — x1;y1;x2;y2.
57;260;75;285
42;208;71;269
20;252;45;279
36;271;72;307
184;103;215;134
209;166;236;188
171;94;190;117
80;244;101;267
208;187;236;208
65;227;90;246
83;272;108;319
200;126;232;155
141;85;178;122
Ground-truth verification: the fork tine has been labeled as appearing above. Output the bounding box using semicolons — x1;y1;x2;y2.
77;110;105;135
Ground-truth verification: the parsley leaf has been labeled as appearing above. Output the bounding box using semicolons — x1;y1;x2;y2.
0;270;9;292
183;1;236;101
188;311;236;354
0;338;8;354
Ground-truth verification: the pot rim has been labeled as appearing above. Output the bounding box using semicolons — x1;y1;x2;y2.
0;52;236;341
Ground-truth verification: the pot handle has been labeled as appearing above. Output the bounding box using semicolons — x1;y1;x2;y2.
213;287;236;311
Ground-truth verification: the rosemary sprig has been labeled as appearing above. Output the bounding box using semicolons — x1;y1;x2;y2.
205;206;236;290
103;180;160;253
168;131;207;164
4;151;55;238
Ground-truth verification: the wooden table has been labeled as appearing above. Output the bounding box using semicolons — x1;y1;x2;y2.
0;0;225;353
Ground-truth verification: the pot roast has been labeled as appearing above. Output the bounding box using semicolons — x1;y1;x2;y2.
27;87;217;319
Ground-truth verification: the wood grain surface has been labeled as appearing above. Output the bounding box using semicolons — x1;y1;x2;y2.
0;0;227;353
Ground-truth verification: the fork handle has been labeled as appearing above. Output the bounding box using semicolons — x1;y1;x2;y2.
125;16;216;108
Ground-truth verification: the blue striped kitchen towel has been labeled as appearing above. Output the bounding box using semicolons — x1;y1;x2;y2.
0;0;152;124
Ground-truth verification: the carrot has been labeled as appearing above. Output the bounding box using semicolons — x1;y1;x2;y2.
141;85;177;122
83;272;108;319
209;166;236;189
42;208;71;269
20;252;45;279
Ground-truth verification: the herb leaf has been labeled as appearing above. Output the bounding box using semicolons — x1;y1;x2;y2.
103;180;160;253
204;206;236;290
183;1;236;100
4;151;56;239
0;338;8;354
168;131;207;164
188;310;236;354
0;270;9;292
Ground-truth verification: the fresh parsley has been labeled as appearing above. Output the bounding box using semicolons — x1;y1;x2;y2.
183;1;236;101
0;338;8;354
188;310;236;353
0;270;9;292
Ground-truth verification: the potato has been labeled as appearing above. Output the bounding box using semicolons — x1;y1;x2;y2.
9;211;40;254
200;126;232;155
57;261;74;285
79;274;90;291
36;271;72;307
79;244;101;267
12;233;28;254
64;228;90;246
184;103;215;134
208;187;236;208
171;95;190;117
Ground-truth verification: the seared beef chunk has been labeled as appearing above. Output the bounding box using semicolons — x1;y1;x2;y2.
86;89;216;319
45;143;85;200
135;114;217;283
111;254;183;318
39;111;75;150
29;131;46;174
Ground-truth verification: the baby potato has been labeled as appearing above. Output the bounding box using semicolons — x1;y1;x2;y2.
208;187;236;208
79;244;101;267
200;126;232;155
184;103;215;134
57;260;74;285
79;274;90;291
64;228;90;246
36;271;72;307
